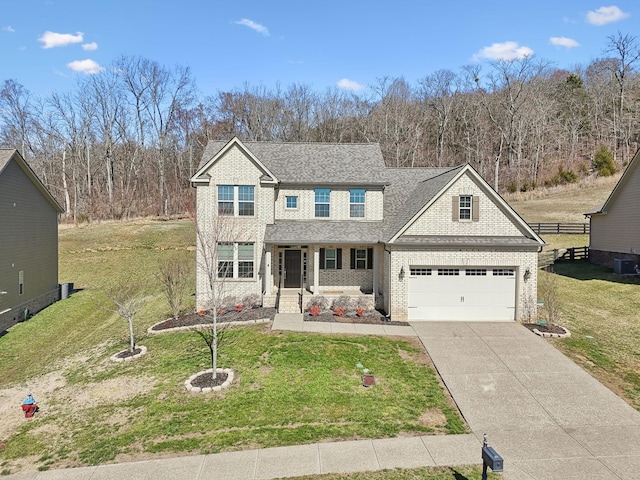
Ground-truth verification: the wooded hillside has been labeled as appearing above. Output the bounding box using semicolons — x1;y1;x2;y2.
1;33;639;222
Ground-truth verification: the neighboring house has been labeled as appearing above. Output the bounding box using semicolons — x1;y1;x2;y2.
586;148;640;269
0;149;64;332
191;138;544;322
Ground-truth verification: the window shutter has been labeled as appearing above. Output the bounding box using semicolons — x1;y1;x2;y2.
337;248;342;270
367;248;373;269
350;249;356;269
452;196;459;221
472;196;479;222
319;248;325;270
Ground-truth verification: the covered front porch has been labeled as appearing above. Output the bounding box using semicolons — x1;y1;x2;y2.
262;243;381;314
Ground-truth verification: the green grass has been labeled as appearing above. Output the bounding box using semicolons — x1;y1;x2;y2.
0;219;466;473
541;262;640;410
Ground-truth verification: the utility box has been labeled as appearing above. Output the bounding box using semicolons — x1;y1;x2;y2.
613;258;636;274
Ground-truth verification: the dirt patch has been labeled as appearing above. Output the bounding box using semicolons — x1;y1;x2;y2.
0;371;66;440
56;376;156;409
418;408;448;428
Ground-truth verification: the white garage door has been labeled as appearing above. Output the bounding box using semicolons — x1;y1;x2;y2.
408;267;516;321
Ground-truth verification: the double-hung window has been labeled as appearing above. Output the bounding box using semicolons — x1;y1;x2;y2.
350;189;365;218
238;186;254;216
218;185;234;215
459;195;472;220
324;248;336;269
315;189;330;218
217;243;234;278
237;243;254;278
218;185;255;216
217;242;254;279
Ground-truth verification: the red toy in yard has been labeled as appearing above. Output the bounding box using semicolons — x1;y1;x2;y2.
21;393;38;418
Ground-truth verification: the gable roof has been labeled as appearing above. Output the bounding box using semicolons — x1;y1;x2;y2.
0;149;64;213
586;148;640;216
386;163;544;245
194;137;389;185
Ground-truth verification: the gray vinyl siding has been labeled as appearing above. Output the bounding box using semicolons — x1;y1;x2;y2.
0;157;59;324
590;163;640;255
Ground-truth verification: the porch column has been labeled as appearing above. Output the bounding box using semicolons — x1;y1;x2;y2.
265;247;273;295
313;245;320;294
373;246;379;297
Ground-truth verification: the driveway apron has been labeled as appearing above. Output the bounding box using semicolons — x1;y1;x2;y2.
411;321;640;480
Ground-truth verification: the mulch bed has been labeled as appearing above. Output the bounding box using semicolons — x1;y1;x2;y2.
305;311;410;326
151;307;277;331
522;323;567;335
190;372;229;389
116;347;142;359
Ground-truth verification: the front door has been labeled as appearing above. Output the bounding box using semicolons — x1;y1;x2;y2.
284;250;302;288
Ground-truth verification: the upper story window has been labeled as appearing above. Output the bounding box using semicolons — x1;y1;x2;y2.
459;195;472;220
315;189;330;218
349;189;365;218
218;185;234;215
218;185;255;216
453;195;479;222
238;186;254;216
285;196;298;209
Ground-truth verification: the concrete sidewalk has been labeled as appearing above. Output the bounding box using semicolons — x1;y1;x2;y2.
412;322;640;479
4;434;481;479
272;312;417;337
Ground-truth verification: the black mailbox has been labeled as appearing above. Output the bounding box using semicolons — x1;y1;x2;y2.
482;445;503;473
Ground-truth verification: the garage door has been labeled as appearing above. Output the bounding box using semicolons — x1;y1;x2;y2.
408;267;516;321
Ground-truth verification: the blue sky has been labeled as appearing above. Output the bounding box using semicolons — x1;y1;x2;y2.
0;1;636;98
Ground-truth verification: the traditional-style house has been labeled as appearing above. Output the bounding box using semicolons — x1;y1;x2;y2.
191;138;544;321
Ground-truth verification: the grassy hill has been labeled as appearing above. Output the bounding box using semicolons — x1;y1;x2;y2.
506;174;619;223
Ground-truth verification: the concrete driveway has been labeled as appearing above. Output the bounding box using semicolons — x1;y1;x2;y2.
411;321;640;479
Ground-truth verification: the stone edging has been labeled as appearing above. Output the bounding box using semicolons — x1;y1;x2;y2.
109;345;147;362
185;368;234;393
148;318;271;334
531;326;571;338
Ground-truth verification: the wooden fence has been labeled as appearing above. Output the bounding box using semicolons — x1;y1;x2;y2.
538;246;589;268
529;223;590;235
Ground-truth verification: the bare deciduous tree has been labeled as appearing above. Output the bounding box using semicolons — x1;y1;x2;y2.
157;254;191;321
102;277;148;353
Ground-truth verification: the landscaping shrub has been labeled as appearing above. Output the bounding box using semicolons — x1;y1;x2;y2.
306;295;328;311
241;293;261;309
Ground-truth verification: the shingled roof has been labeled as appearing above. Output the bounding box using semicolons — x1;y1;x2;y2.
199;140;389;185
196;139;476;243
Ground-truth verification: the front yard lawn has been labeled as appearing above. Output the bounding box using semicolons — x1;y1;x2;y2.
0;321;464;473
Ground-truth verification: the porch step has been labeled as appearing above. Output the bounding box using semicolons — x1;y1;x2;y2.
278;296;301;314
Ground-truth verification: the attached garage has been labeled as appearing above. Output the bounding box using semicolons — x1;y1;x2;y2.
407;267;516;321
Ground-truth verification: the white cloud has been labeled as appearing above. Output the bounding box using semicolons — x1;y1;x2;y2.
234;18;269;36
472;41;534;61
67;59;104;74
586;6;629;25
3;25;15;32
39;31;83;48
550;37;580;48
82;42;98;51
337;78;365;91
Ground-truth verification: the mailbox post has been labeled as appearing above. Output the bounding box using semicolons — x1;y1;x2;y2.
481;434;503;479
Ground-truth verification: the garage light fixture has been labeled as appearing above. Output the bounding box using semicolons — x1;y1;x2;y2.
399;266;405;281
523;268;531;281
